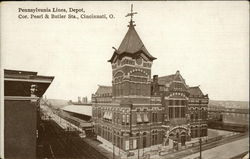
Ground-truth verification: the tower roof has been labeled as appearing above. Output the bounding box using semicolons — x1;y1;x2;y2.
108;5;156;63
108;22;156;62
117;24;155;58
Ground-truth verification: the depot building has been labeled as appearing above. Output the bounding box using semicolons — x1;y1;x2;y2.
92;8;208;156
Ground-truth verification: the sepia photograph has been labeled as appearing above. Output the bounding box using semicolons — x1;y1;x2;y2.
0;1;249;159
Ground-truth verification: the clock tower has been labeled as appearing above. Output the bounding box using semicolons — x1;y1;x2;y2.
108;6;156;104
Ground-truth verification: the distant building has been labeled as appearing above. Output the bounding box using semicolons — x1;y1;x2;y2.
222;108;249;125
82;96;88;104
92;7;208;156
208;105;249;126
91;85;112;103
4;69;54;158
68;100;73;105
78;96;81;104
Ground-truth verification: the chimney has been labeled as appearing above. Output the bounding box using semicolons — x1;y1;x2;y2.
153;75;158;83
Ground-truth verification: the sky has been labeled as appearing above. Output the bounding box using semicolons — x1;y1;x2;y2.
1;1;249;102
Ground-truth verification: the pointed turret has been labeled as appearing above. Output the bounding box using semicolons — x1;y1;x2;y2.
108;5;156;63
117;22;156;59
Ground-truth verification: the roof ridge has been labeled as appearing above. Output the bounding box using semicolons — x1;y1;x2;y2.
158;74;175;78
189;85;200;88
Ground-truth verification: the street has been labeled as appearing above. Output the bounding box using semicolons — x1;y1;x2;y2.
181;136;249;159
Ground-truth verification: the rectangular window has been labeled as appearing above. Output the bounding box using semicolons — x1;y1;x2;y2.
116;84;119;96
142;84;147;96
129;139;133;150
152;113;155;122
120;83;124;95
169;107;173;118
169;100;173;105
155;133;158;144
181;107;185;118
143;136;147;148
181;100;186;105
175;107;179;118
175;100;179;105
191;128;195;138
152;134;155;145
125;140;129;150
136;84;141;95
133;139;137;149
118;137;121;148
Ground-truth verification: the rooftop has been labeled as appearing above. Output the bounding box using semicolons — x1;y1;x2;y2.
95;85;112;95
4;69;54;97
188;86;204;97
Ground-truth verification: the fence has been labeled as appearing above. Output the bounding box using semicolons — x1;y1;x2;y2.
188;131;246;148
159;131;247;156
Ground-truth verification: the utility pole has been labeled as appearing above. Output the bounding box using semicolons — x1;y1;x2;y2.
113;131;115;159
138;126;140;159
199;137;202;159
199;105;202;159
112;115;115;159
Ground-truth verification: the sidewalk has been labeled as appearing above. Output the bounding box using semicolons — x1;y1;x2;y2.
181;136;249;159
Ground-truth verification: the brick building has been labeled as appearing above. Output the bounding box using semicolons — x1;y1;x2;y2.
92;8;208;156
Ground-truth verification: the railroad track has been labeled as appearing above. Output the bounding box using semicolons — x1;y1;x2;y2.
40;120;108;159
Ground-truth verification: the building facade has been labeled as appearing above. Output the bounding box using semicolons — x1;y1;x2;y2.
92;9;208;156
4;69;54;159
187;86;209;139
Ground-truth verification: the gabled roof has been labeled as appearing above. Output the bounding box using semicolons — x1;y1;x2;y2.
188;86;204;96
108;22;156;62
157;70;186;86
158;74;175;85
95;85;112;95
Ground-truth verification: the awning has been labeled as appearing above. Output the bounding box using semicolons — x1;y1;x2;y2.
107;111;110;119
109;112;113;120
143;113;149;122
137;114;142;123
103;112;107;119
104;111;112;120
